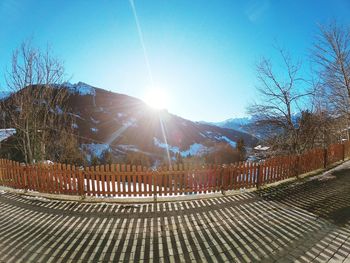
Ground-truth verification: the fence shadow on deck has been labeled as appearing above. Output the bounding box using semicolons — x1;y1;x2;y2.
256;166;350;226
0;165;350;262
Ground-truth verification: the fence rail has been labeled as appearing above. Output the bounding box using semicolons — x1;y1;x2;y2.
0;142;349;198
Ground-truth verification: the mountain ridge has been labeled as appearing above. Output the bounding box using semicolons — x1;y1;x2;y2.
65;82;258;161
1;82;259;163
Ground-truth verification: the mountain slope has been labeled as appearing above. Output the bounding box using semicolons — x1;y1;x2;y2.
209;113;303;140
0;82;258;162
66;83;258;160
209;117;253;134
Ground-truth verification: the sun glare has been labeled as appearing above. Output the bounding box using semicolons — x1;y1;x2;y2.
144;88;168;109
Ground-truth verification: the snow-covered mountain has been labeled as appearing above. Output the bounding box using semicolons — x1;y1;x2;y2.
207;113;303;140
211;117;253;134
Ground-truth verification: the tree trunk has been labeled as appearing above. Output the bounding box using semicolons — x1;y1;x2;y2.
25;120;33;164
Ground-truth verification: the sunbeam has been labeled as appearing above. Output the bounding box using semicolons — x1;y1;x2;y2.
128;1;172;166
159;115;172;166
105;121;135;146
129;0;154;88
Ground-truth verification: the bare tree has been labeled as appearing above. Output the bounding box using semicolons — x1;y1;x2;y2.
248;48;313;154
1;41;75;163
312;22;350;140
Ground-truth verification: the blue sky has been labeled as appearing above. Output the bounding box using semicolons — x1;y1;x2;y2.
1;0;350;122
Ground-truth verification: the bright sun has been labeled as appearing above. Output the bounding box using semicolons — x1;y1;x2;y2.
144;88;168;109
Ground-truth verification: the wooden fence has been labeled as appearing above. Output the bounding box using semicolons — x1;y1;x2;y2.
0;142;349;198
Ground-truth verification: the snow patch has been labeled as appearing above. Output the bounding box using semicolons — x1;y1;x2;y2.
199;132;207;138
254;145;270;151
153;137;208;157
181;143;208;157
122;118;138;127
0;91;10;100
91;128;98;133
204;131;237;148
82;143;110;158
55;105;63;114
65;82;96;96
215;135;237;148
23;195;51;202
91;117;100;124
68;112;84;120
0;129;16;142
153;137;180;153
118;144;140;152
41;160;54;165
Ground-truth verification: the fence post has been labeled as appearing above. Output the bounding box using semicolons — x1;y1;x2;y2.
78;169;84;196
323;148;328;168
153;171;157;203
293;155;300;178
342;143;345;161
256;163;261;189
23;164;27;191
0;159;2;185
220;166;225;195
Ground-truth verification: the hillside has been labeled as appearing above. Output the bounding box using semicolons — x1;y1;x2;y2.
0;82;258;163
208;113;303;140
208;117;253;134
65;83;258;161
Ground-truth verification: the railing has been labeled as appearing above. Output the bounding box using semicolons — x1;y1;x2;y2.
0;142;349;198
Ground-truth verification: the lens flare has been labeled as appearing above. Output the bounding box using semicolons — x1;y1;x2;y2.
144;89;168;109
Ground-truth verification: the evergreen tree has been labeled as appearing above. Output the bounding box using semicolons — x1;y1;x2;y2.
175;152;183;164
236;138;246;161
103;150;114;165
91;154;100;166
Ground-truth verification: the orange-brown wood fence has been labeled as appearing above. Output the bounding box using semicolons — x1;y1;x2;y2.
0;142;349;198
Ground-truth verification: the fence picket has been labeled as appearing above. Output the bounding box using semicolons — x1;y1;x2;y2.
111;164;116;196
1;141;350;198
